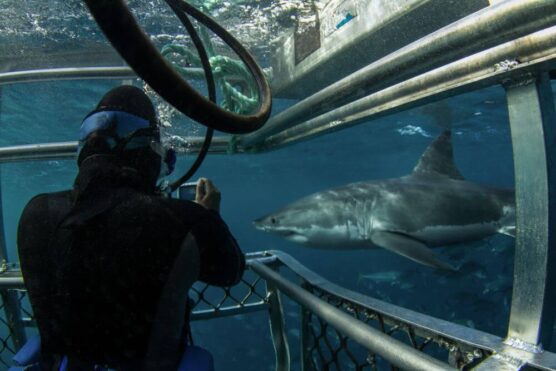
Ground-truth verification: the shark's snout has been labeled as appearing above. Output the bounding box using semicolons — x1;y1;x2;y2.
254;212;280;226
253;214;275;232
253;214;299;238
252;218;266;231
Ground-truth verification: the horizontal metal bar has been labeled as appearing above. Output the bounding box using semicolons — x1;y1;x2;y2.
20;318;36;327
0;67;136;85
0;65;263;87
0;275;24;289
240;0;556;148
270;251;502;351
0;137;234;163
256;26;556;151
0;66;206;86
246;251;279;265
0;142;78;163
269;250;556;370
250;261;454;371
191;301;269;321
167;136;235;154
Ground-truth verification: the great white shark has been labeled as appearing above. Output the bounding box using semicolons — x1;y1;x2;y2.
253;131;515;270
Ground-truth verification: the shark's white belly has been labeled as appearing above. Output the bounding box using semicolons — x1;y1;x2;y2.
291;219;373;249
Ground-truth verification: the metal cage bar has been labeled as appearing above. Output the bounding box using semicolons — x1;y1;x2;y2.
266;266;291;371
250;260;455;371
0;66;225;86
0;137;235;164
250;26;556;151
1;251;556;369
0;67;136;86
0;92;27;351
505;72;556;349
239;0;556;148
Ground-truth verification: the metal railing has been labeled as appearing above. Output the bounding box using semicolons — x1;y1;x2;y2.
251;26;556;151
0;0;554;369
0;1;554;158
0;136;235;164
238;0;556;149
0;251;555;369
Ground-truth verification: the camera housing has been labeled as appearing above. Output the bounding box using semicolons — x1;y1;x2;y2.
177;182;198;201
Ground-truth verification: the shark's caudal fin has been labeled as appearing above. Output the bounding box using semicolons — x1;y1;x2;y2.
370;231;456;271
411;130;464;180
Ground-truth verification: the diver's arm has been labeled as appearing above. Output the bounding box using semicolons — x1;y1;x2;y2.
192;178;245;286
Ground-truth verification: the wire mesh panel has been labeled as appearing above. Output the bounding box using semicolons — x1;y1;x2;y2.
0;290;28;369
304;313;375;371
0;263;271;367
300;283;488;370
190;267;269;318
2;252;556;370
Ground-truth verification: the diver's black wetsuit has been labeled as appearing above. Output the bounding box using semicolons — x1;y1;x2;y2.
18;157;245;368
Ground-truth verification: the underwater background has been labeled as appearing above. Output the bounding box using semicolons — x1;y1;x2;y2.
0;0;555;368
1;79;554;370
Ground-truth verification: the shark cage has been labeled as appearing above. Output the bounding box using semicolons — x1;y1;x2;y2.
0;0;555;370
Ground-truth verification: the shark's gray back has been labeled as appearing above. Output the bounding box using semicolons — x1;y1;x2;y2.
337;175;514;246
254;131;515;269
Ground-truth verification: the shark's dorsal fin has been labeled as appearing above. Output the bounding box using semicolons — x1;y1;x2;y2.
411;130;464;180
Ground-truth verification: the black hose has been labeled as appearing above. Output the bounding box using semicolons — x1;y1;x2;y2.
83;0;272;134
165;0;214;191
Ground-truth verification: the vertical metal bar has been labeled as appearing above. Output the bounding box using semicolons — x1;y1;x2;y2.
300;282;313;371
505;72;556;348
0;169;27;350
0;88;26;350
266;268;291;371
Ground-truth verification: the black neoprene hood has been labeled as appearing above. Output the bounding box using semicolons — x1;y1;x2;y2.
91;85;158;126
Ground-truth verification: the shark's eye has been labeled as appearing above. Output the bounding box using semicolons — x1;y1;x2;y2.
271;217;277;224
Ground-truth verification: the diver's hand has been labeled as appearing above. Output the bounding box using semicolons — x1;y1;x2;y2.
196;178;221;213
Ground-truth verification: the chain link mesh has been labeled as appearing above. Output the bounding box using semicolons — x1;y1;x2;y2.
0;257;509;370
189;268;267;313
0;290;28;368
0;267;269;367
302;284;488;370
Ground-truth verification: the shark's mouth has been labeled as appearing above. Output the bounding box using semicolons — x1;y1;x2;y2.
280;230;309;244
280;230;297;237
254;224;299;237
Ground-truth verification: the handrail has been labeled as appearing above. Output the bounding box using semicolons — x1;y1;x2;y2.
268;251;503;351
256;26;556;150
0;136;235;163
250;260;455;371
3;250;556;368
240;0;556;148
0;67;136;85
0;142;78;163
267;251;556;370
0;66;211;86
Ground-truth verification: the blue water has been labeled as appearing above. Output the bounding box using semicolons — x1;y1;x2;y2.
1;79;554;369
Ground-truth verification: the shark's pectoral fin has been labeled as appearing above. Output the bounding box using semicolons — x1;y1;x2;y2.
370;231;456;271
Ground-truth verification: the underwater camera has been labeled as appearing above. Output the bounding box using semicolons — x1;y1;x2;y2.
177;181;198;201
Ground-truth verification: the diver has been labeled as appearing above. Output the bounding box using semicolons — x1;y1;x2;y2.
16;85;245;370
